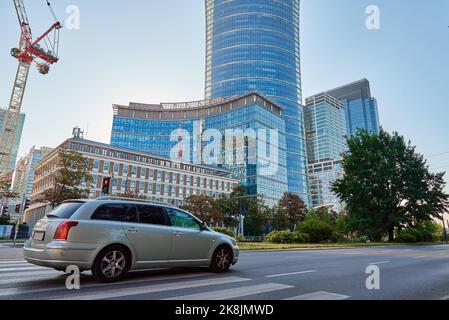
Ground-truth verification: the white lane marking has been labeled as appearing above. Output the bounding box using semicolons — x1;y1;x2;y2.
57;276;250;300
0;266;49;273
285;291;350;300
368;261;391;265
0;272;211;297
165;283;293;300
413;256;426;259
266;270;317;278
285;255;310;259
342;252;362;255
0;270;59;280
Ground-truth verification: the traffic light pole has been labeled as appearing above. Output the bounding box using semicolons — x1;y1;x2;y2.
12;197;26;248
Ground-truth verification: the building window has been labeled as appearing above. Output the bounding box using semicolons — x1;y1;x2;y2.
93;159;99;170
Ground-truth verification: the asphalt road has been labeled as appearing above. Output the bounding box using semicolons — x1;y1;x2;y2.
1;245;449;300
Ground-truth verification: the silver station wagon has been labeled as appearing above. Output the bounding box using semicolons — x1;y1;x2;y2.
24;197;239;282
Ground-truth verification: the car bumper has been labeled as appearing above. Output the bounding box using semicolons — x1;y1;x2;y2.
232;245;240;265
23;240;98;270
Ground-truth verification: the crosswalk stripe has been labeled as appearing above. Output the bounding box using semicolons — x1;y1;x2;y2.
0;266;49;273
266;270;317;278
57;276;250;300
165;283;293;300
0;270;58;280
0;263;36;268
285;291;350;300
0;260;27;264
0;272;211;298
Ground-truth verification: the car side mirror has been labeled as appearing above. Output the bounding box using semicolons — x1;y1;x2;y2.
200;221;208;231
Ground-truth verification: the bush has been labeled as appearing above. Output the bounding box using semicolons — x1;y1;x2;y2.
265;230;294;244
395;231;417;243
212;227;236;238
297;213;334;243
292;231;310;243
330;232;346;243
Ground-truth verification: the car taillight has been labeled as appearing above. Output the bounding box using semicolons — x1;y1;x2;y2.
54;221;78;241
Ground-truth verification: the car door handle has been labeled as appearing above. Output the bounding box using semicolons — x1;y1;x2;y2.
127;228;139;233
173;231;184;236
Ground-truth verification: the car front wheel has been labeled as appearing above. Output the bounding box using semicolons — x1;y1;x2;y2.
92;245;130;283
210;245;233;273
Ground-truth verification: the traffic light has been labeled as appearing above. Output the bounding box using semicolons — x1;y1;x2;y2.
15;204;21;213
102;177;111;195
24;199;30;210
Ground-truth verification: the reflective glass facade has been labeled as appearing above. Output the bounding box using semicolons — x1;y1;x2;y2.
111;94;288;205
0;109;25;173
325;79;380;137
304;93;347;211
205;0;308;202
304;93;347;163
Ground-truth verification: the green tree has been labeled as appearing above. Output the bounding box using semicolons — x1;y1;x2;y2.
43;149;92;208
181;195;223;226
217;186;247;228
246;195;269;236
269;206;289;230
332;129;449;242
297;210;334;243
278;192;307;230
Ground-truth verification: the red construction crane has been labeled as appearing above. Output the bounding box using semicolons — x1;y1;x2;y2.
0;0;62;175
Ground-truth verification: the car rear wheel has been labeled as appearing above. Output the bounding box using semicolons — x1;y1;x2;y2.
210;245;232;273
92;245;130;283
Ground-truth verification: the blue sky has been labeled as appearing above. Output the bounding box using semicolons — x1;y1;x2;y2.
1;0;449;182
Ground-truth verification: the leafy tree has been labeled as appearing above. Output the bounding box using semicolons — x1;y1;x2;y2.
217;186;248;228
181;195;223;226
43;149;92;208
332;129;449;242
297;210;333;243
278;192;307;229
246;195;269;236
269;206;289;230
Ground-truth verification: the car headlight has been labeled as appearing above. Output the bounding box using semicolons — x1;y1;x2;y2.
230;238;237;246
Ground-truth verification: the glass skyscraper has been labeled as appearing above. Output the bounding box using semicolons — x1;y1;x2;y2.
111;93;288;205
0;109;25;173
304;93;347;211
205;0;308;202
325;79;380;137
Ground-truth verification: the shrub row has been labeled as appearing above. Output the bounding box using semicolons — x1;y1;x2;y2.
212;227;236;238
265;230;310;244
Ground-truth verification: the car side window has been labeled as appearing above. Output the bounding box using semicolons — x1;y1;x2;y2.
137;205;167;226
91;204;138;223
166;208;200;231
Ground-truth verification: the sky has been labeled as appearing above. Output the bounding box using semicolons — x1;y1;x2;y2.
1;0;449;185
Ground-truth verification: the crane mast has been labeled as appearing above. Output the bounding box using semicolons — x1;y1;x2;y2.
0;0;61;175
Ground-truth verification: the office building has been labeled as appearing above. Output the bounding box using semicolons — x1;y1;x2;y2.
305;93;347;211
0;108;25;174
205;0;308;202
24;137;238;227
111;92;288;205
11;146;52;201
325;79;380;136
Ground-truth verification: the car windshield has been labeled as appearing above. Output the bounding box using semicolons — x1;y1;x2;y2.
46;202;85;219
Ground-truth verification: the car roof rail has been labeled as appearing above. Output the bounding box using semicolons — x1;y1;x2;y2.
95;196;176;207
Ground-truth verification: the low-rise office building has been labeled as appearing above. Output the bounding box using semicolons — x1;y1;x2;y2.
24;137;238;227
